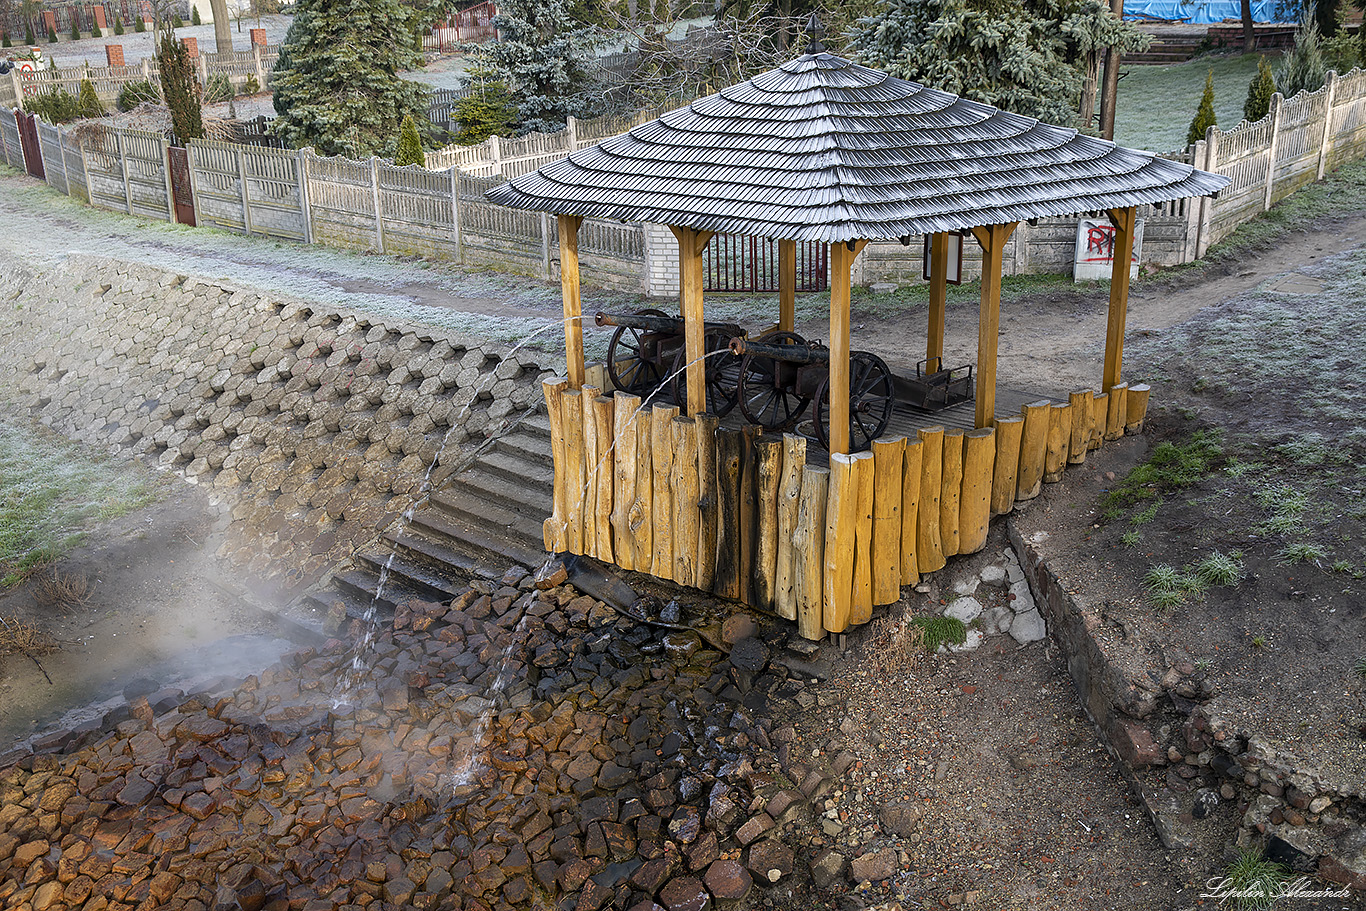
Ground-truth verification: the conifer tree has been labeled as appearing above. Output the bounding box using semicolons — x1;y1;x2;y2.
477;0;601;134
114;16;124;35
1276;16;1327;99
394;113;425;165
1244;56;1275;123
271;0;427;157
159;32;204;142
77;77;104;117
1187;70;1216;146
191;6;201;25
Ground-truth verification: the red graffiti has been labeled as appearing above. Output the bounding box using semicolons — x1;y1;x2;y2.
1086;225;1116;258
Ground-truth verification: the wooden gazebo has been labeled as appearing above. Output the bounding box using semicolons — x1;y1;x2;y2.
488;51;1228;639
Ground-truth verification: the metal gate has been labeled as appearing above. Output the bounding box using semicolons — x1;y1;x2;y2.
703;235;828;293
16;112;44;181
167;146;196;226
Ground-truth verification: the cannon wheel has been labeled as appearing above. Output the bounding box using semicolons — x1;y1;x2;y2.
814;351;895;453
669;328;742;417
607;308;671;400
738;330;810;430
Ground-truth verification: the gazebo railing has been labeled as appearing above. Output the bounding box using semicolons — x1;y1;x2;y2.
703;234;828;293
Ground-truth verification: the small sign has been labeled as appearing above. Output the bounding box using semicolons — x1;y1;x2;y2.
922;231;964;285
1074;217;1144;282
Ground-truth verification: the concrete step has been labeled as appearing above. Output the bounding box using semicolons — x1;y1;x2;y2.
478;449;555;487
407;508;547;570
301;585;379;625
492;430;552;464
444;466;553;514
428;489;548;543
353;548;465;603
328;566;428;616
381;525;504;581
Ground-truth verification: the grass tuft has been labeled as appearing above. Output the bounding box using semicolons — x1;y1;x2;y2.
909;615;968;652
1104;431;1222;510
1279;542;1327;566
1221;849;1287;911
1194;551;1245;587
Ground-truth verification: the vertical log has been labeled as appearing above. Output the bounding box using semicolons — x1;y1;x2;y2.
828;243;853;455
1068;390;1092;464
850;451;875;626
558;214;585;388
870;436;905;607
1016;399;1051;502
541;379;568;553
939;429;964;558
1044;402;1072;483
695;413;720;592
650;403;679;579
1090;393;1108;451
580;384;601;560
631;410;653;574
610;393;641;570
562;389;586;554
592;395;614;563
713;428;743;600
1125;383;1151;433
794;466;829;641
926;233;949;369
775;433;807;621
823;453;857;633
778;238;797;332
1102;206;1136;393
916;426;946;574
1105;381;1128;441
900;440;923;587
959;427;995;554
754;438;784;612
990;416;1024;516
671;416;700;587
738;426;761;606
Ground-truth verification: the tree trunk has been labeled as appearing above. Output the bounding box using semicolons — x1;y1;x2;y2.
1098;0;1124;141
211;0;231;54
1079;50;1100;130
1241;0;1255;52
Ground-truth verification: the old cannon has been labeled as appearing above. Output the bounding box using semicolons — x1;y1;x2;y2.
728;331;895;453
595;309;743;415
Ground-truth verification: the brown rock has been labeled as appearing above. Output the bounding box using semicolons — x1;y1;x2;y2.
703;860;752;901
745;839;794;884
1110;719;1162;769
735;813;774;846
14;840;50;867
849;848;898;883
659;875;712;911
534;560;569;589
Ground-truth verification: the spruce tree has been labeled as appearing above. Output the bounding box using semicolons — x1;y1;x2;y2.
453;61;516;145
91;20;100;37
1187;70;1217;146
114;17;124;35
394;114;425;165
1276;17;1326;98
271;0;428;157
77;77;104;117
478;0;602;134
192;6;201;25
48;28;56;41
849;0;1149;126
2;33;10;47
25;22;34;43
1244;56;1275;123
159;32;204;142
70;17;79;39
135;16;144;32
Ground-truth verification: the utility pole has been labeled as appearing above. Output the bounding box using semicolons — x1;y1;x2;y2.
1098;0;1123;141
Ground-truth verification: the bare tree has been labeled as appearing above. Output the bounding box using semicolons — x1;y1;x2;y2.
211;0;232;52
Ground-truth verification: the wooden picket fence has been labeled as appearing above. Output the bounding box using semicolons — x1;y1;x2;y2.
540;381;1151;640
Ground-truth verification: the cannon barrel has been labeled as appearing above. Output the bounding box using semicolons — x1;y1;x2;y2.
595;311;742;335
727;336;830;366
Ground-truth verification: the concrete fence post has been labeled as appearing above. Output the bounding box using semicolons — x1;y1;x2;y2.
1196;127;1219;259
117;129;133;215
1318;71;1338;180
1263;92;1282;211
298;148;314;245
450;166;463;265
541;211;553;281
142;58;151;80
253;45;266;90
10;69;22;107
489;134;502;176
1184;139;1206;263
159;136;174;222
237;144;253;235
566;115;577;152
371;156;385;254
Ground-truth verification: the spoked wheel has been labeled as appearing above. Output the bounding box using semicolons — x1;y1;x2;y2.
607;308;671;400
738;330;810;430
814;351;895;453
669;329;742;417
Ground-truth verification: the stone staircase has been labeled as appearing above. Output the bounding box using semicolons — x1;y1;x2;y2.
303;409;555;621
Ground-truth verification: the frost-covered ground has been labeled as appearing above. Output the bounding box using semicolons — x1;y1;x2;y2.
40;14;296;67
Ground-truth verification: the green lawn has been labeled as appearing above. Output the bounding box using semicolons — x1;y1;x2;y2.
1112;51;1285;153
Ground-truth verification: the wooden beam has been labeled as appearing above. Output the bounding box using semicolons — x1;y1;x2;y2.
969;223;1017;429
827;240;867;456
558;214;585;389
1103;206;1137;393
669;226;715;417
927;232;949;368
778;238;797;332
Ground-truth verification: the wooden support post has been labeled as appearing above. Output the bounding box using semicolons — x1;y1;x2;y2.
695;413;720;592
927;232;949;368
1069;390;1092;464
1125;384;1151;433
739;426;761;606
990;415;1024;515
542;379;569;553
775;433;807;621
939;429;964;558
827;240;866;455
1090;393;1107;450
631;410;653;573
1105;381;1128;441
870;436;905;606
959;428;995;554
1044;403;1072;483
610;393;640;570
823;453;857;633
916;426;946;574
669;226;714;416
1103;207;1137;394
754;438;784;612
650;403;679;579
713;428;743;600
794;466;829;641
672;416;700;587
778;238;797;332
562;390;586;554
592;395;614;562
558;214;585;389
970;223;1017;428
1016;400;1051;502
850;451;875;626
900;440;923;587
580;384;601;560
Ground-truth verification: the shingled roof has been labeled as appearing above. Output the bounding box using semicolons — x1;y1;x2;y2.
486;53;1230;243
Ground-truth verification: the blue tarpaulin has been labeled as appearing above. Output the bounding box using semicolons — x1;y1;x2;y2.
1123;0;1283;23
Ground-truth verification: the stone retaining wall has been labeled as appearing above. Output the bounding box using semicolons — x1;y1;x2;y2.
0;254;556;598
